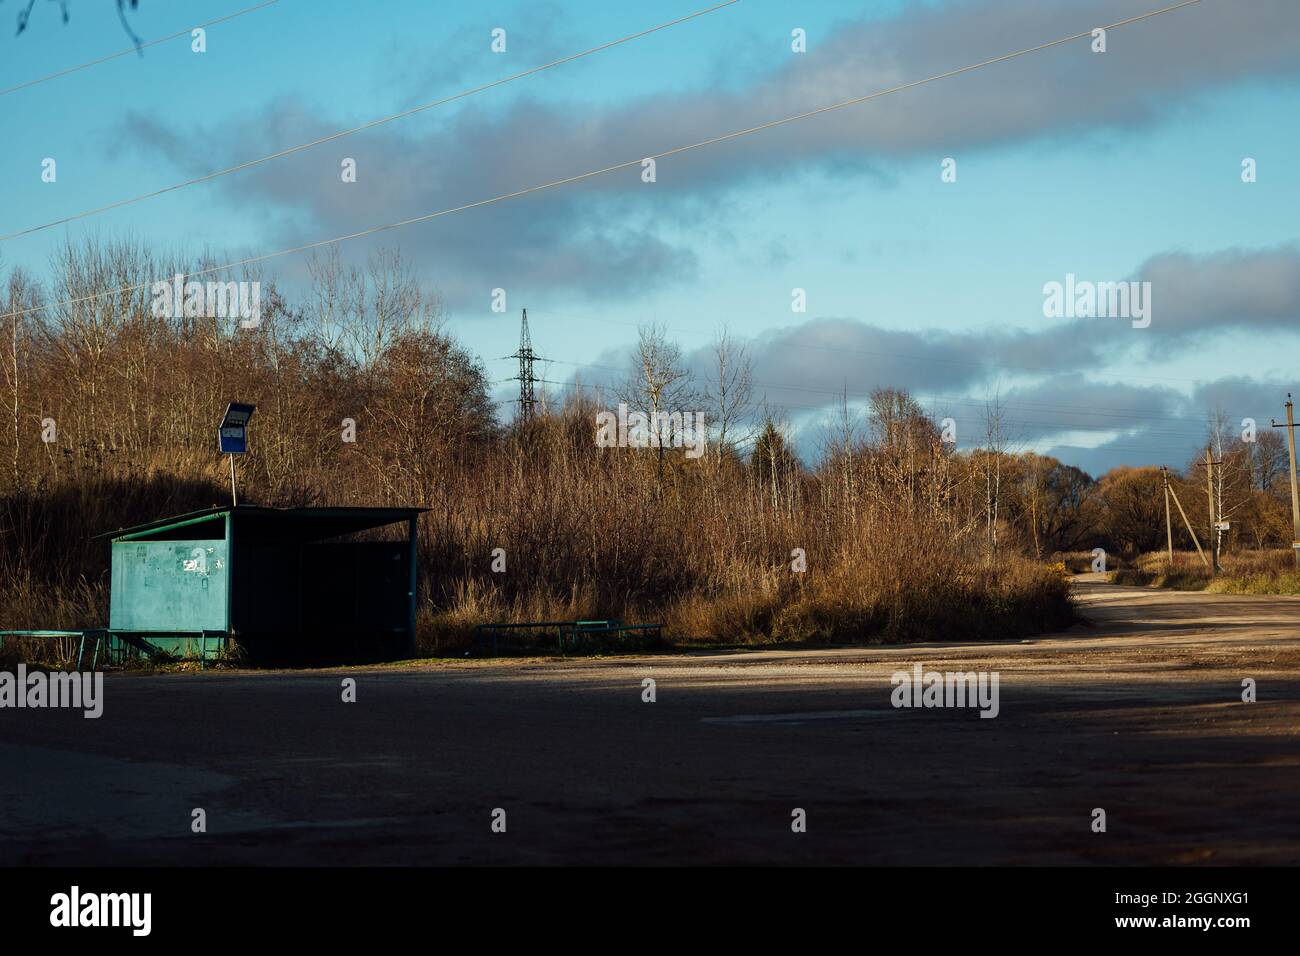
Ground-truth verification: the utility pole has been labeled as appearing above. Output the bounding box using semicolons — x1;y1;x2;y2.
1166;468;1209;569
1198;447;1223;574
1270;394;1300;569
1161;465;1173;565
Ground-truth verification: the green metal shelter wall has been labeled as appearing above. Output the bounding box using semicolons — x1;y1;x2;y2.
109;539;229;633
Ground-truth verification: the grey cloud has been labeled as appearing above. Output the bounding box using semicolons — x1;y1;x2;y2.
379;2;569;111
110;0;1300;305
1189;376;1298;426
552;306;1294;477
585;244;1300;422
1138;246;1300;345
984;374;1188;442
730;317;1099;403
1046;435;1161;479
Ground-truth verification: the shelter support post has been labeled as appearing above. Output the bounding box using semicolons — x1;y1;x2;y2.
407;516;418;658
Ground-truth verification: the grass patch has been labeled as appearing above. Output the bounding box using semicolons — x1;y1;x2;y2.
1111;549;1300;595
421;553;1077;654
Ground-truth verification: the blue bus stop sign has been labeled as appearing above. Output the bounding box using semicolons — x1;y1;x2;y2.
218;402;255;454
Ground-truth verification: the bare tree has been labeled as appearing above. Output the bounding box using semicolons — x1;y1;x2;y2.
1204;407;1252;554
307;247;348;353
979;390;1010;559
752;407;801;514
1252;429;1286;493
620;323;696;479
1;265;39;489
818;385;863;539
10;0;141;46
340;248;437;370
704;325;753;462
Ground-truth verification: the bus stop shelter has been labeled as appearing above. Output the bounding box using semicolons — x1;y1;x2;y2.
94;505;426;665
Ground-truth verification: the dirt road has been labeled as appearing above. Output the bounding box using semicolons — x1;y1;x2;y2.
3;576;1298;865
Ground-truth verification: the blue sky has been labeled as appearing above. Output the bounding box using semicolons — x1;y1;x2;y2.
2;0;1299;475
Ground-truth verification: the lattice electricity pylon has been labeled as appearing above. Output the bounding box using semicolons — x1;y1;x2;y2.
503;308;542;422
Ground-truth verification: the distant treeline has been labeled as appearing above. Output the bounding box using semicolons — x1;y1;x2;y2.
3;238;1283;652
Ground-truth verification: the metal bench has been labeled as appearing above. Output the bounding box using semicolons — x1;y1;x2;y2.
0;627;226;668
0;628;107;669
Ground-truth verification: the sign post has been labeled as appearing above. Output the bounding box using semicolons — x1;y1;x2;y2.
218;403;256;507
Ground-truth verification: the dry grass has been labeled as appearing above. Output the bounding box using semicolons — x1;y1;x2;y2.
405;432;1077;653
0;239;1077;661
1111;548;1300;595
1;421;1078;660
0;632;80;670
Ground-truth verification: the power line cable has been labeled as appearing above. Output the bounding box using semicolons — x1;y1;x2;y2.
510;347;1259;430
0;0;283;97
501;376;1231;456
0;0;1203;325
522;307;1221;388
521;376;1258;447
0;0;741;243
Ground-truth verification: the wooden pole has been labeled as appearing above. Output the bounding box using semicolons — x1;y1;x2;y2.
1168;480;1208;569
1162;466;1173;565
1286;397;1300;569
1204;448;1219;574
407;515;419;659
